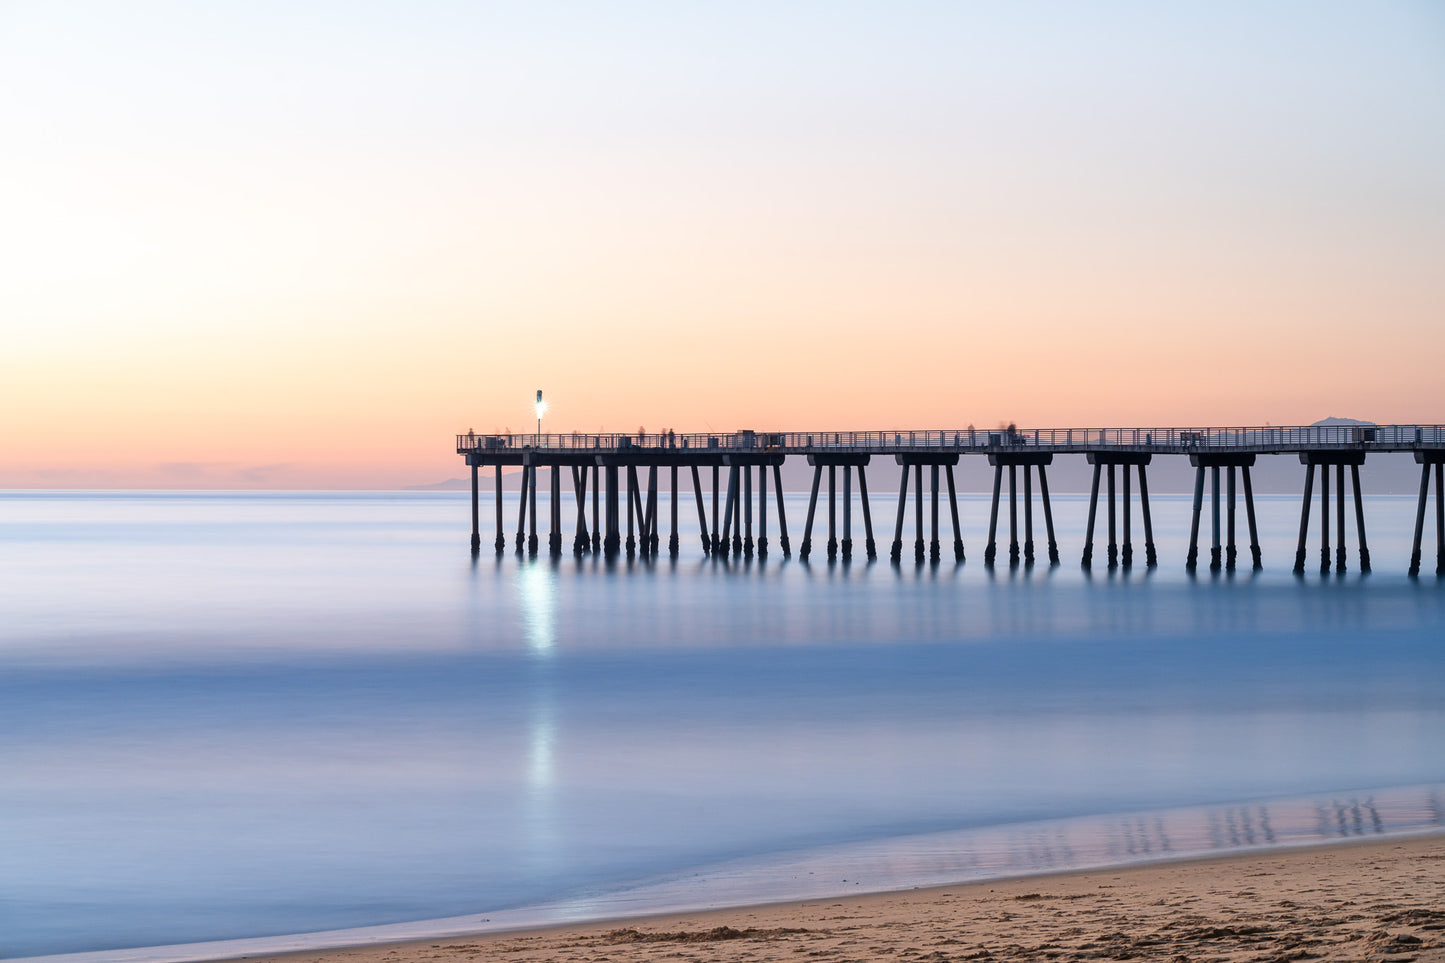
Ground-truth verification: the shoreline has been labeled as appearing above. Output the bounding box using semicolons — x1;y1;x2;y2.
18;831;1444;963
232;832;1445;963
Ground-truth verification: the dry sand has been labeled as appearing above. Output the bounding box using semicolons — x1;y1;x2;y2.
232;834;1445;963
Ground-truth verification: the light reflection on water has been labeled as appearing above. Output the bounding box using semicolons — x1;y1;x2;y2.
0;491;1442;959
519;563;560;877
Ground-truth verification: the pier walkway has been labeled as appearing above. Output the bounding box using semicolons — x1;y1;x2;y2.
457;424;1445;575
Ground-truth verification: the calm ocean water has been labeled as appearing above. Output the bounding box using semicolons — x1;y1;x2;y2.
2;489;1443;960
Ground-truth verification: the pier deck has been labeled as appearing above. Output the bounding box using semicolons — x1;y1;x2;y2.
456;424;1445;575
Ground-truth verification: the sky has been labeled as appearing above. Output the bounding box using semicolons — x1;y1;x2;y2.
2;1;1443;489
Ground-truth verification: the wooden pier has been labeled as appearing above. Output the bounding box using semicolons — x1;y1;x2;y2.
457;425;1445;575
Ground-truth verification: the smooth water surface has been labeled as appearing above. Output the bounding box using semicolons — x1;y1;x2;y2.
2;490;1443;958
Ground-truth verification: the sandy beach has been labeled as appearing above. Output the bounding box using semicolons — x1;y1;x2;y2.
226;833;1445;963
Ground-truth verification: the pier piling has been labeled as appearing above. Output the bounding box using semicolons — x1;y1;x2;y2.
985;464;1002;565
946;465;963;562
828;465;837;561
1040;464;1059;565
691;466;710;554
1024;466;1035;565
469;458;480;554
1241;465;1259;569
1008;464;1019;566
528;463;538;556
732;465;743;557
515;464;529;554
1292;452;1367;574
592;464;601;554
774;464;791;556
669;466;679;557
914;462;924;563
758;465;769;558
495;464;505;554
1335;464;1346;573
891;464;909;563
1083;463;1102;568
712;466;721;555
1120;464;1131;567
719;466;736;558
604;465;620;556
1186;454;1251;572
744;464;754;558
1351;464;1369;572
1210;465;1221;572
1187;464;1205;571
731;466;743;557
1138;464;1156;567
625;466;637;558
1408;452;1445;576
1294;463;1314;574
572;466;589;554
891;455;953;565
1107;463;1118;569
988;453;1050;567
646;465;659;556
1081;454;1154;569
549;465;562;556
1225;466;1236;570
859;465;876;560
802;464;822;561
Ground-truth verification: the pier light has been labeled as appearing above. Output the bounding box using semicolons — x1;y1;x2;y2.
535;389;548;436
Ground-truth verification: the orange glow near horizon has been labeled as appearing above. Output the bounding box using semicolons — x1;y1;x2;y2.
3;3;1442;489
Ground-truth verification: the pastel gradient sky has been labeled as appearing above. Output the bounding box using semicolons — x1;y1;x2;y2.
3;2;1443;489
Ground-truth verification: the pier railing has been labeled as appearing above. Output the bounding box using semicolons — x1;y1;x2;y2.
458;424;1445;456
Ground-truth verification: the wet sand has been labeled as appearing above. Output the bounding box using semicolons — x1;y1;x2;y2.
226;833;1445;963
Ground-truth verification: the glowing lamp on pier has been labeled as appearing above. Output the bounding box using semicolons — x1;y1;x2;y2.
535;389;548;436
